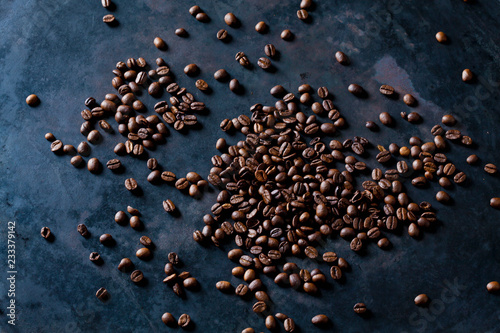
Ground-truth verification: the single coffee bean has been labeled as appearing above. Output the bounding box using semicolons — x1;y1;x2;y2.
214;69;229;81
168;252;180;265
189;5;201;16
102;14;115;24
348;83;365;97
366;121;378;131
442;114;456;126
51;140;64;154
163;199;176;213
224;12;238;26
484;163;497;174
487;281;500;293
106;159;121;170
178;314;191;328
96;287;108;301
435;31;447;43
379;112;393;126
147;158;158;170
376;150;391;163
297;9;308;20
216;281;232;293
379;85;395;96
265;315;277;330
284;318;296;332
40;227;51;239
317;86;329;99
184;63;199;76
335;51;349;65
431;125;444;136
312;314;329;326
161;171;176;182
414;294;429;306
77;224;90;238
255;21;267;33
407;112;421;123
87;130;101;144
87;158;101;174
454;171;466;184
99;233;113;246
118;258;133;272
136;247;152;260
130;270;144;283
124;178;138;191
353;303;367;314
89;252;101;263
70;155;84;167
175;177;189;189
330;266;342;280
281;29;293;41
264;44;276;58
403;94;416;106
462;69;474;82
195;79;209;91
229;79;240;93
490;198;500;209
378;237;391;249
161;312;176;326
196;12;209;22
115;211;128;225
436;190;451;204
26;94;40;106
217;29;228;40
257;57;271;69
154;37;167;50
175;28;187;37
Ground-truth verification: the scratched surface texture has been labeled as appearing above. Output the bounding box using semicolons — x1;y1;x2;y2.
0;0;499;332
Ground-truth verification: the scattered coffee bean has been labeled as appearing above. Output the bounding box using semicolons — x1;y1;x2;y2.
348;83;364;97
87;158;101;174
100;233;114;246
414;294;429;306
118;258;133;272
40;227;51;239
264;44;276;58
154;37;167;50
102;14;115;24
484;163;497;174
195;79;209;91
403;94;416;106
26;94;40;106
136;247;151;260
89;252;101;263
224;12;238;27
297;9;308;20
257;57;272;70
435;31;447;43
436;190;451;204
184;63;199;76
196;12;209;22
462;69;474;82
124;178;138;191
162;312;177;326
335;51;349;65
175;28;187;37
229;79;240;93
442;114;456;126
130;270;144;283
281;29;293;41
163;199;176;213
487;281;500;293
96;287;108;301
353;303;367;314
217;29;228;40
379;85;395;96
255;21;267;33
311;314;329;326
490;198;500;209
379;112;394;126
178;314;191;328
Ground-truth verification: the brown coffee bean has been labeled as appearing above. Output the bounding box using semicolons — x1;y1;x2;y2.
99;233;113;246
403;94;416;106
284;318;296;332
217;29;228;40
40;227;51;239
442;114;456;126
281;29;293;41
102;14;115;24
348;84;364;96
26;94;40;106
379;112;393;126
311;314;329;326
229;79;240;93
89;252;101;263
96;287;108;301
163;199;176;213
161;312;176;327
265;44;276;58
414;294;429;306
487;281;500;293
484;163;497;174
462;69;474;82
335;51;349;65
175;27;187;37
353;303;367;314
257;57;271;69
118;258;133;272
490;198;500;209
87;158;101;174
297;9;308;20
154;37;167;50
195;79;209;91
435;31;447;43
196;12;209;22
454;172;466;184
255;21;267;33
136;247;151;260
124;178;138;191
436;190;451;204
379;85;395;96
184;63;199;76
216;281;232;293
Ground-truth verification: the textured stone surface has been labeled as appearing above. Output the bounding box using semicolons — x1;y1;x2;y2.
0;0;499;332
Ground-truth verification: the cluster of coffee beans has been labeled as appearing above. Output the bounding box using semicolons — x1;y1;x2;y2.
162;253;200;298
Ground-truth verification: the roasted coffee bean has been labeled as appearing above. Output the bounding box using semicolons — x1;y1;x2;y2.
229;79;240;93
106;159;121;170
281;29;293;41
136;247;152;260
51;140;64;153
348;84;364;96
407;112;421;123
147;170;162;183
462;69;474;82
264;44;276;58
184;63;199;76
124;178;138;191
312;314;329;326
487;281;500;293
175;28;188;37
257;57;271;69
414;294;429;306
436;31;447;43
376;150;391;163
484;163;497;174
378;237;390;249
224;12;238;26
255;21;267;33
216;281;232;293
436;190;451;204
379;112;393;126
284;318;296;332
154;37;167;50
431;125;444;136
330;266;342;280
161;312;176;326
454;172;466;184
89;252;101;263
103;14;115;24
335;51;349;65
26;94;40;106
297;9;308;20
366;121;378;131
130;270;143;283
490;198;500;209
195;79;209;91
217;29;228;40
353;303;367;314
196;12;209;22
317;86;329;99
175;177;189;189
147;158;158;170
87;158;101;174
442;114;456;126
161;171;176;183
77;224;90;238
40;227;52;239
96;287;108;301
163;199;176;213
379;85;395;96
403;94;416;106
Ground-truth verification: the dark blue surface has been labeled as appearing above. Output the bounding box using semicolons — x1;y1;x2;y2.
1;0;500;332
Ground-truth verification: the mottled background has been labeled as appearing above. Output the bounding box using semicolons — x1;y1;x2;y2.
0;0;499;332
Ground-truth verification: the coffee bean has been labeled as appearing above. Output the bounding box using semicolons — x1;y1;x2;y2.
335;51;349;65
403;94;416;106
484;163;497;174
348;83;364;96
124;178;138;191
312;314;329;326
161;171;176;182
175;177;189;189
96;287;108;301
264;44;276;58
189;5;201;16
407;112;421;123
462;69;474;82
163;199;176;213
175;28;187;37
353;303;367;314
50;140;64;154
265;315;277;330
196;12;209;22
224;12;238;26
436;190;451;204
87;158;101;174
281;29;293;41
490;198;500;209
216;281;232;293
414;294;429;306
118;258;133;272
255;21;267;33
330;266;342;280
487;281;500;293
40;227;51;239
377;237;390;249
284;318;296;332
379;85;395;96
102;14;115;24
442;114;456;126
213;69;229;82
130;270;144;283
445;129;461;140
105;159;121;170
366;121;378;131
258;57;271;69
297;9;308;20
26;94;40;106
217;29;228;40
376;150;391;163
89;252;101;263
195;79;209;91
184;63;199;76
454;171;466;184
435;31;447;43
379;112;393;126
317;86;329;99
161;312;176;326
154;37;167;50
136;247;151;260
229;79;240;93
